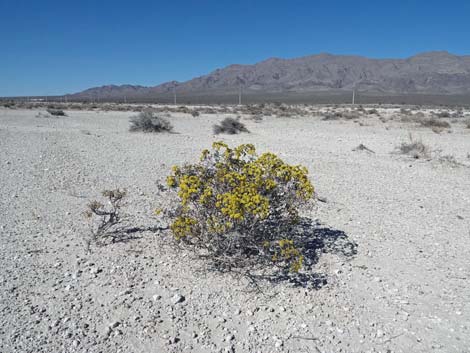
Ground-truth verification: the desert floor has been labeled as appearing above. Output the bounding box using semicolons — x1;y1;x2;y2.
1;107;469;353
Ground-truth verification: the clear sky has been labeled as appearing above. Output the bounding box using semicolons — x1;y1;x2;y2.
1;0;469;96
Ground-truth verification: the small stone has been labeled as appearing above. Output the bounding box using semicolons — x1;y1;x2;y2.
275;340;284;348
109;321;120;328
171;294;185;305
225;334;235;342
376;329;384;338
152;294;162;301
90;267;101;275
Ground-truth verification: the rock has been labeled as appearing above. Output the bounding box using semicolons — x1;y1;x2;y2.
90;267;101;275
152;294;162;301
171;294;185;305
376;329;384;338
225;334;235;342
109;321;120;328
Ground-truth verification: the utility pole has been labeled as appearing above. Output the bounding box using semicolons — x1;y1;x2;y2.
238;84;242;105
352;88;355;105
173;84;177;105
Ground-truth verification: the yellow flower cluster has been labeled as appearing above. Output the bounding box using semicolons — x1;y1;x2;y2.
165;142;314;272
274;239;304;273
170;216;197;240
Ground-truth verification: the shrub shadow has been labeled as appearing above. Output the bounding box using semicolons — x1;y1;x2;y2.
255;217;357;289
94;225;168;246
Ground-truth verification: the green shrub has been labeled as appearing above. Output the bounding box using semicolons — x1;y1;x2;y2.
164;142;314;273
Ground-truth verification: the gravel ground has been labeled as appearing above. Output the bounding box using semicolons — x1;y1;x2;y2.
1;107;469;353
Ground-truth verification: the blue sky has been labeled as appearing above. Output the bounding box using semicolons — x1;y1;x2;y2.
1;0;469;96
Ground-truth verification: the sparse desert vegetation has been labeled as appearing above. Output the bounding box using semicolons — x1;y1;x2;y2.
46;108;67;116
1;103;469;353
397;134;431;159
129;110;173;132
213;117;249;134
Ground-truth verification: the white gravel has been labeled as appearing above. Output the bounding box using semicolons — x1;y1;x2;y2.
0;107;469;353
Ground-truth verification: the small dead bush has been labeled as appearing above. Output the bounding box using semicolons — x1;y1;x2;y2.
129;111;173;133
213;117;249;135
397;134;430;159
191;110;200;117
84;189;127;251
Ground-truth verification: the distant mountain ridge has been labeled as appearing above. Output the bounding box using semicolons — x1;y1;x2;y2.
70;51;470;100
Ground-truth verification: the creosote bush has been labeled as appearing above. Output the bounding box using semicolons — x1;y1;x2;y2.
213;117;249;135
164;142;314;274
129;110;173;133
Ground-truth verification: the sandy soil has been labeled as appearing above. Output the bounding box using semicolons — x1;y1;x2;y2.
0;107;469;353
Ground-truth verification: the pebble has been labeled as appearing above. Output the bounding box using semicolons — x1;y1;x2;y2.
171;294;185;305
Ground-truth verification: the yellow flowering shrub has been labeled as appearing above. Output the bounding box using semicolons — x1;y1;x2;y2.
165;142;314;274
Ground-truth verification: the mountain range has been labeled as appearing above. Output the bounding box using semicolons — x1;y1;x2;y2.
69;51;470;102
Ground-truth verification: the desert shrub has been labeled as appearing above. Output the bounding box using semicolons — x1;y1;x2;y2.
465;119;470;129
322;111;343;120
47;108;66;116
129;111;173;133
213;117;249;135
176;105;191;114
2;101;15;108
84;189;126;251
400;108;412;115
191;110;200;117
164;142;315;274
435;111;450;118
398;134;430;159
420;118;450;129
367;108;379;115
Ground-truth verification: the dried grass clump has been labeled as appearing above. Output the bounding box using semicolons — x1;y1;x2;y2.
398;134;430;159
213;117;249;135
163;142;314;274
129;111;173;133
